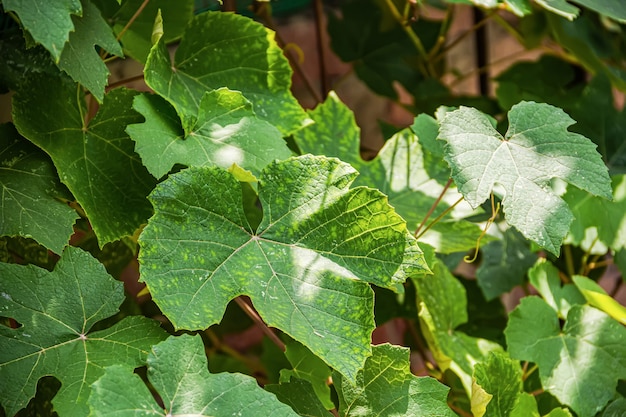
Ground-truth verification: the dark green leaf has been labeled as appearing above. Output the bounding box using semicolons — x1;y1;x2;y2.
266;377;333;417
334;344;456;417
127;89;291;179
12;75;157;246
144;11;308;135
0;246;166;416
0;123;77;254
0;33;58;92
505;297;626;417
2;0;82;60
571;0;626;20
476;228;538;300
438;101;613;255
57;0;123;101
89;334;298;416
139;155;428;381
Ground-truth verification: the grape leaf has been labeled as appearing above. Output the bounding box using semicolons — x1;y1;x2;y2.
572;275;626;325
266;377;333;417
98;0;194;62
2;0;82;61
505;297;626;417
564;174;626;251
333;344;456;417
89;334;298;417
294;92;489;254
535;0;580;19
0;246;166;416
280;340;333;410
528;259;585;319
476;228;538;300
0;123;78;254
438;101;612;256
57;0;123;102
144;11;309;136
12;75;157;246
139;155;429;381
412;254;503;395
570;0;626;20
127;89;292;179
472;351;522;417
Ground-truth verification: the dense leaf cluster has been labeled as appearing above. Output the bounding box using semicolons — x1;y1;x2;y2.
1;0;625;416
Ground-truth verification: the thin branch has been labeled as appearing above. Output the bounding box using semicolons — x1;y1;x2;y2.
417;196;464;240
414;178;453;237
313;0;328;99
106;73;145;91
204;328;264;374
116;0;151;41
432;10;491;62
235;296;286;352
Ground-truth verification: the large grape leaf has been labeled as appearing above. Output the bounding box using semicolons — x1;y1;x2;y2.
505;297;626;417
2;0;82;61
0;246;166;416
127;89;292;179
139;155;428;381
333;344;456;417
293;92;489;254
144;11;309;136
89;334;298;417
438;101;612;256
12;75;157;246
564;174;626;251
56;0;123;102
412;253;503;395
0;123;78;254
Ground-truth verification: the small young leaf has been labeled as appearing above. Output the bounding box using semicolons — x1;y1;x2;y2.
12;75;157;246
144;11;309;136
572;275;626;325
505;297;626;417
413;255;503;394
528;259;585;318
333;344;456;417
438;101;612;255
127;89;292;179
2;0;82;61
0;123;78;254
0;246;166;416
472;351;523;417
139;155;428;381
89;334;298;417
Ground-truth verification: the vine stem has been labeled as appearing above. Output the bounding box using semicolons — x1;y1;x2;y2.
417;196;464;240
414;178;453;238
235;296;286;352
204;328;264;375
313;0;328;99
430;9;490;63
116;0;151;41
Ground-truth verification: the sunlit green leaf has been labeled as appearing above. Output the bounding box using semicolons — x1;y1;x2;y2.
572;275;626;325
0;246;166;416
528;259;585;319
472;351;522;417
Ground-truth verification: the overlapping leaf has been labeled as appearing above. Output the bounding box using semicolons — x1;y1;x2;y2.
333;344;456;417
89;334;298;417
294;92;489;254
266;377;333;417
127;89;291;179
0;246;166;416
505;297;626;417
438;101;612;255
2;0;82;60
471;351;523;417
412;253;503;395
12;75;157;246
0;123;78;253
139;155;428;380
144;11;308;135
528;259;585;319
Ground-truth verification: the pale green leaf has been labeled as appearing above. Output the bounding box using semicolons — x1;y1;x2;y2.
438;101;612;255
139;155;428;381
476;228;538;300
89;334;298;417
564;174;626;251
294;92;487;254
266;377;333;417
144;11;309;135
528;259;585;318
280;340;333;410
127;89;292;179
0;123;78;254
334;344;456;417
0;246;166;416
412;255;503;395
509;393;540;417
472;351;523;417
2;0;82;60
57;0;123;102
12;75;157;246
505;297;626;417
572;275;626;325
